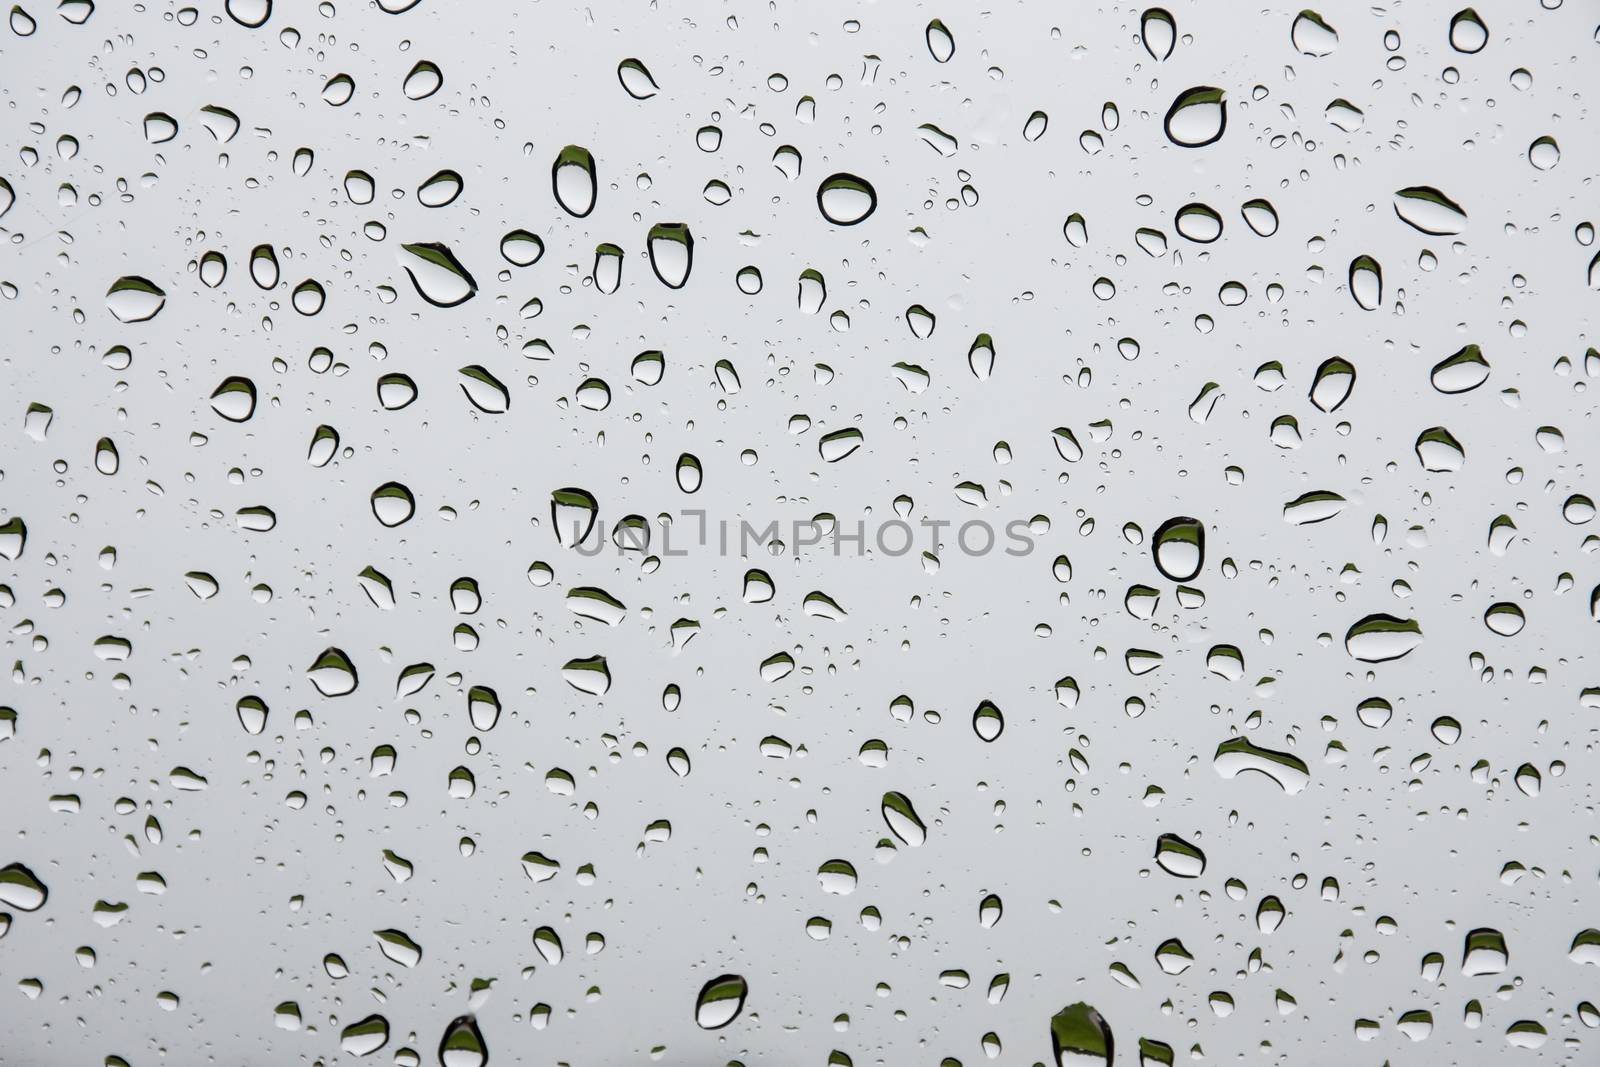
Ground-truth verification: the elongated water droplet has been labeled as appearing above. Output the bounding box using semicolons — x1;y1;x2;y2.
695;974;749;1029
1154;833;1205;877
398;242;476;307
881;790;926;846
340;1015;389;1057
647;223;693;288
925;19;954;62
1213;738;1311;794
617;58;658;99
1393;186;1467;235
552;145;597;218
1140;8;1175;60
1345;614;1423;662
0;863;47;911
105;276;165;323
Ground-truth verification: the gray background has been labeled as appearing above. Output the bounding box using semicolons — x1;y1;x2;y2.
1;0;1597;1063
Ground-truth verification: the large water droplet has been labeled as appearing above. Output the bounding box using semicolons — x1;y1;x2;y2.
695;974;749;1029
1163;87;1226;147
105;276;165;323
817;173;877;225
1050;1002;1113;1066
552;145;597;218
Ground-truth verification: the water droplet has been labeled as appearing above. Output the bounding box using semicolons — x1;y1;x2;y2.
105;276;165;323
695;974;749;1029
1164;87;1226;147
817;174;877;225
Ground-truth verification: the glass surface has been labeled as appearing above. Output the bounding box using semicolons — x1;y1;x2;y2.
1;1;1597;1064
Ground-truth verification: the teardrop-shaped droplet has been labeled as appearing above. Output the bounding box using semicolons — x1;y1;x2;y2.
398;242;477;307
438;1015;487;1067
695;974;749;1029
1430;344;1489;393
881;790;926;846
209;376;257;422
1448;8;1487;53
817;173;877;225
925;19;954;62
968;333;995;380
1163;86;1226;147
972;700;1004;742
1392;186;1467;235
617;58;658;99
1290;10;1338;55
1241;198;1278;236
1308;357;1355;412
1140;8;1175;60
306;647;359;697
458;365;509;413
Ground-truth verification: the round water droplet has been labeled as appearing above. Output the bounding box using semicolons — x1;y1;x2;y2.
1164;87;1226;147
817;173;877;225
